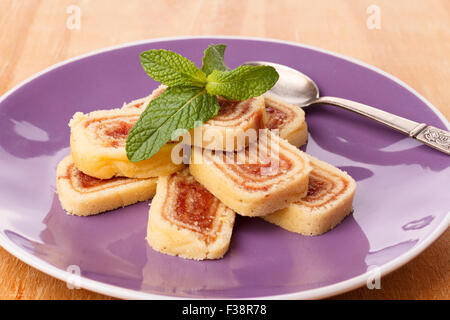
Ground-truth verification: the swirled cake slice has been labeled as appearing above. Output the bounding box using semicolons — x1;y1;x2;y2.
56;155;157;216
189;130;311;217
263;155;356;235
69;107;184;179
147;169;235;260
264;94;308;147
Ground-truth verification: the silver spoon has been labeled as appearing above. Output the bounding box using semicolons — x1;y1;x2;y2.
246;61;450;155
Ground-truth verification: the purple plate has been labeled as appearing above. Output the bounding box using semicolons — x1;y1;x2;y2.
0;37;448;299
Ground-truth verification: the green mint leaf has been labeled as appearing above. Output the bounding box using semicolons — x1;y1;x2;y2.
140;49;207;87
201;44;229;75
126;86;219;162
205;65;279;100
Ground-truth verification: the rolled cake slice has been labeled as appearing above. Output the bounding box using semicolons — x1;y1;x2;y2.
121;85;167;110
56;155;157;216
147;168;235;260
264;94;308;147
191;96;267;151
189;130;311;217
263;155;356;235
69;107;184;179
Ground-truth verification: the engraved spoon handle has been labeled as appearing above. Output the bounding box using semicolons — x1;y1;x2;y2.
313;96;450;155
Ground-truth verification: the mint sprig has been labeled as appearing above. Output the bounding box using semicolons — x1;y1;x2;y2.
126;44;279;162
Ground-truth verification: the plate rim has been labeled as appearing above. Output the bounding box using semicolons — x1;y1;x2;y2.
0;35;448;300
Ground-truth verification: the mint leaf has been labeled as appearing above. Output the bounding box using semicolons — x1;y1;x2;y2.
140;49;207;87
205;65;279;100
126;86;219;162
201;44;229;75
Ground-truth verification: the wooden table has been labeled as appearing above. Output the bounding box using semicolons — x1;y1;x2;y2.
0;0;448;300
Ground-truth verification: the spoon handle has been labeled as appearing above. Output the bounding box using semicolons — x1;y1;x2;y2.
314;96;450;155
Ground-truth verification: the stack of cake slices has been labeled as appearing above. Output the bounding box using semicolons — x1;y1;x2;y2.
56;85;356;260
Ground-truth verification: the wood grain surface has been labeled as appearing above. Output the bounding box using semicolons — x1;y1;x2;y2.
0;0;448;300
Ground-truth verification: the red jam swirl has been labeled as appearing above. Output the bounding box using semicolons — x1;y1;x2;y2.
300;168;349;206
162;172;223;240
304;176;329;200
213;99;250;122
173;179;217;232
265;105;288;130
76;168;120;188
85;115;139;148
64;164;130;192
